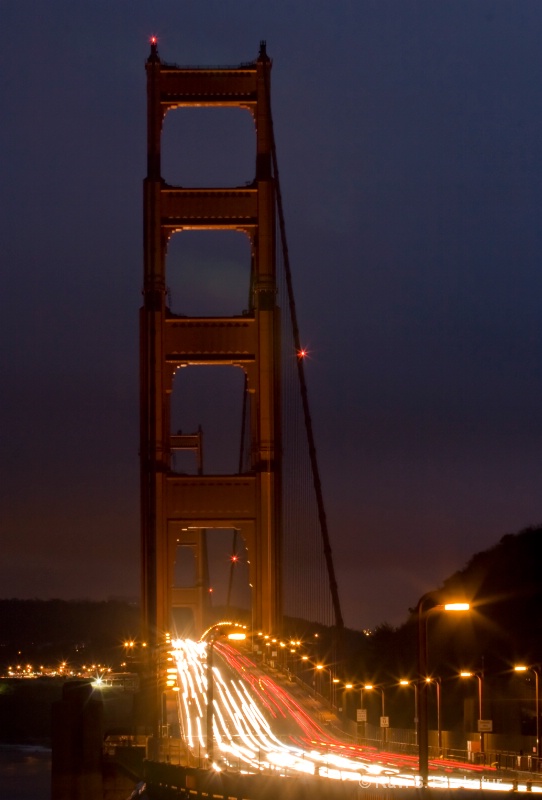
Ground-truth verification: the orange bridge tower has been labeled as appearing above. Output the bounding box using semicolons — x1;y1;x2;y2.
140;41;281;645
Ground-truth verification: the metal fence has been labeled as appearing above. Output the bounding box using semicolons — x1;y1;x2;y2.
141;760;540;800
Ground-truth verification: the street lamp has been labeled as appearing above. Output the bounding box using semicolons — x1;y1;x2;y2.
123;640;136;663
332;676;340;708
343;682;354;718
460;671;484;755
203;623;246;767
364;683;385;715
399;679;418;742
342;682;368;730
364;683;386;743
426;676;442;753
316;664;335;705
417;595;470;786
401;677;441;749
514;665;540;760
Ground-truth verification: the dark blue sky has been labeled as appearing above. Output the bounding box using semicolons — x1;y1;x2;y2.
1;1;541;630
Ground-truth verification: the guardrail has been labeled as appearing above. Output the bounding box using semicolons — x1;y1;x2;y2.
141;760;539;800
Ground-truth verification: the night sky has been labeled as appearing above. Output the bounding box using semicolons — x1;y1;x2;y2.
1;2;541;631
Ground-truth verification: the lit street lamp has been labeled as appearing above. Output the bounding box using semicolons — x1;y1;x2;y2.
427;676;442;753
343;682;354;718
122;639;137;670
460;671;484;755
417;595;470;786
364;683;387;743
364;683;385;715
514;665;540;760
316;664;336;705
342;682;368;729
332;676;340;707
399;679;418;742
401;677;441;750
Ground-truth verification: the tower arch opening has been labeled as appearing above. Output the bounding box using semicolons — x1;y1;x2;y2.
162;107;255;188
165;230;252;317
170;365;248;476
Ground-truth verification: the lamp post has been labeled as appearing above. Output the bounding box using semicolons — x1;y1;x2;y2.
399;680;418;742
316;664;335;705
343;682;354;719
417;595;470;787
333;676;340;708
123;639;135;666
427;676;442;753
460;671;484;755
203;623;246;767
364;683;385;715
364;683;386;744
514;665;540;760
343;682;367;732
315;663;326;697
300;654;309;676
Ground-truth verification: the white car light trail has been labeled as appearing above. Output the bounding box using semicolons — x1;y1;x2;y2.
169;639;508;790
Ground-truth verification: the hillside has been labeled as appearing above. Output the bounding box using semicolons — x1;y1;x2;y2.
327;526;542;689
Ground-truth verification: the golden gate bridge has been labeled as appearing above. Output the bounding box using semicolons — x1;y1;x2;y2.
124;40;540;799
140;38;342;647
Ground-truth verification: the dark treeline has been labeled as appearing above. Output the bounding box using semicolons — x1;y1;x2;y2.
346;524;542;679
282;525;542;676
0;598;140;669
283;525;542;733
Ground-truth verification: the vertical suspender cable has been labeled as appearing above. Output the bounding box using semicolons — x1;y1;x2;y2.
226;375;249;609
226;259;254;610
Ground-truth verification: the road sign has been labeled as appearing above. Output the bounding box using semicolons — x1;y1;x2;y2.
380;716;389;728
478;719;493;732
357;709;367;722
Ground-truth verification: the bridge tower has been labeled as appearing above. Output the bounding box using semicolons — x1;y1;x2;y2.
141;41;282;645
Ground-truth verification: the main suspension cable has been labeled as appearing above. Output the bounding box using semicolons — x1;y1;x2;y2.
265;72;344;631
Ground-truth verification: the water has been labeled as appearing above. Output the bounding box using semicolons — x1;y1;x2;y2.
0;745;51;800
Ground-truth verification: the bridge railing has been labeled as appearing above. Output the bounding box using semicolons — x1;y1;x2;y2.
107;736;542;798
139;759;542;799
356;726;542;778
142;732;542;783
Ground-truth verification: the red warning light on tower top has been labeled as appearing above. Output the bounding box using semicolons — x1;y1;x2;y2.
150;35;158;46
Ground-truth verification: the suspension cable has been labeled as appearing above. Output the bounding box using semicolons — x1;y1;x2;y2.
226;374;249;609
264;71;344;630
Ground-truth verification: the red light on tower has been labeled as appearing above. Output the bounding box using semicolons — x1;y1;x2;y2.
150;35;158;46
297;348;308;359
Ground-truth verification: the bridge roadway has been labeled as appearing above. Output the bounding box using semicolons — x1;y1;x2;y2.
164;639;529;792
